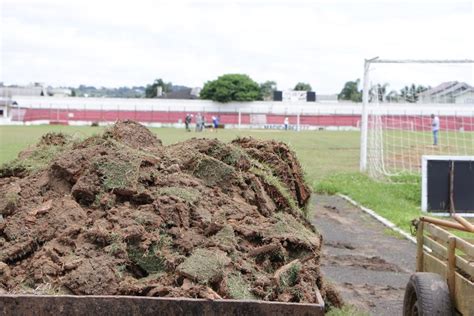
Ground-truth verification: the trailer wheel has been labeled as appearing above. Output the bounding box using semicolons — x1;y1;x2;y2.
403;272;453;316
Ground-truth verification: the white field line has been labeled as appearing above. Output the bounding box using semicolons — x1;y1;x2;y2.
338;193;417;244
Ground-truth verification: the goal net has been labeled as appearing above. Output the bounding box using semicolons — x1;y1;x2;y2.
361;59;474;178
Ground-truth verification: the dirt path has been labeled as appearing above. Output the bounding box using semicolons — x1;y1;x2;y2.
311;194;417;315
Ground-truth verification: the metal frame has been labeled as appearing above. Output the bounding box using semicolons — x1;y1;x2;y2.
421;155;474;216
360;57;474;172
0;294;325;315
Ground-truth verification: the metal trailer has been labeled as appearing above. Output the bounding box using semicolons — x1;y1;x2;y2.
403;219;474;315
0;291;325;316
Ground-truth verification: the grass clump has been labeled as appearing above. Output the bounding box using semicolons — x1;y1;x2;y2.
127;242;166;274
38;132;70;146
95;159;139;192
3;191;19;212
326;305;370;316
250;163;301;214
114;264;127;279
207;142;249;167
279;261;301;288
126;232;170;274
221;147;247;166
177;248;230;284
211;225;237;249
226;272;257;300
106;232;124;256
269;212;320;249
0;145;64;177
157;186;199;204
193;156;235;186
93;192;116;210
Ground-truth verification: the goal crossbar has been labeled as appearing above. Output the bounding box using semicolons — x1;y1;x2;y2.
371;59;474;64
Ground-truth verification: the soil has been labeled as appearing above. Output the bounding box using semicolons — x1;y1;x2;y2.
0;120;341;308
312;194;417;315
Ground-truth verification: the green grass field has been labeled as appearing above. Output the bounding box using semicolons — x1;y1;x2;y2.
0;125;422;234
381;130;474;174
0;125;360;182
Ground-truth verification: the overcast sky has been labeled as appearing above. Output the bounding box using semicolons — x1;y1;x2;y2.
0;0;473;93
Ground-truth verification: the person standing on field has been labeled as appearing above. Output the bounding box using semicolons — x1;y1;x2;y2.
195;113;203;132
211;116;219;132
184;114;192;132
201;115;206;131
284;117;289;130
431;114;440;145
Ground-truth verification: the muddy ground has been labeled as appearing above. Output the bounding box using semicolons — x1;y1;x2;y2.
312;194;416;315
0;121;341;309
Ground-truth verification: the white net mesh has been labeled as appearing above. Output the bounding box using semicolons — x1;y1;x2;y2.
365;60;474;178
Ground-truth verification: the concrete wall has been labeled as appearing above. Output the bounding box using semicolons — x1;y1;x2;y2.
5;97;474;131
12;96;474;116
455;92;474;104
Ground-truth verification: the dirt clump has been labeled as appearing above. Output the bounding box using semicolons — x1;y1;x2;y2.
38;132;70;147
232;137;311;209
0;120;341;308
103;120;162;149
0;133;73;178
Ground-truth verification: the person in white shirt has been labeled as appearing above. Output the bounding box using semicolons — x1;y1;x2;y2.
284;117;289;130
431;114;440;145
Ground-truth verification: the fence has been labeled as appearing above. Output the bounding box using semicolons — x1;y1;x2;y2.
8;97;363;130
7;97;474;131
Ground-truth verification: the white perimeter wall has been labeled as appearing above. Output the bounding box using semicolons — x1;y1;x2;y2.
12;96;474;116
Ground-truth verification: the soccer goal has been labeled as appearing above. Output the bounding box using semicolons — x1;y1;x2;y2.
359;58;474;178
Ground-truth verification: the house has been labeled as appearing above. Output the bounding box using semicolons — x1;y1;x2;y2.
0;83;45;97
454;88;474;104
0;98;8;118
418;81;472;103
0;97;17;119
47;87;72;97
158;87;201;99
316;94;338;103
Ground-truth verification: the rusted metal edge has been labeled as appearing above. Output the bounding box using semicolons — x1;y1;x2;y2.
0;294;325;316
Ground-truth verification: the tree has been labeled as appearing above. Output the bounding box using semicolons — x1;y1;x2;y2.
399;84;428;103
294;82;312;91
71;89;76;97
376;83;389;101
368;83;389;102
259;81;277;100
338;79;362;102
386;90;400;102
145;78;172;98
200;74;261;103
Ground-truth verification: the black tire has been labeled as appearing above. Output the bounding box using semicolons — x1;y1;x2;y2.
403;272;453;316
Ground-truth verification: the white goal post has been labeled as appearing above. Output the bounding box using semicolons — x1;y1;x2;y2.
360;58;474;177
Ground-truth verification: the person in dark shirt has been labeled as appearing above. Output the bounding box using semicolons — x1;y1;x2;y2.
184;114;192;132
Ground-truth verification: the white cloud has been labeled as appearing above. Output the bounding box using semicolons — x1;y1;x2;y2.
1;0;472;93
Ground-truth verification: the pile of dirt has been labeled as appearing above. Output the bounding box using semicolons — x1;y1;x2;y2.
103;120;162;149
37;132;70;147
0;120;341;308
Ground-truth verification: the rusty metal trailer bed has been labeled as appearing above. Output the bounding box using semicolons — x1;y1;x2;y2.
0;290;325;315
